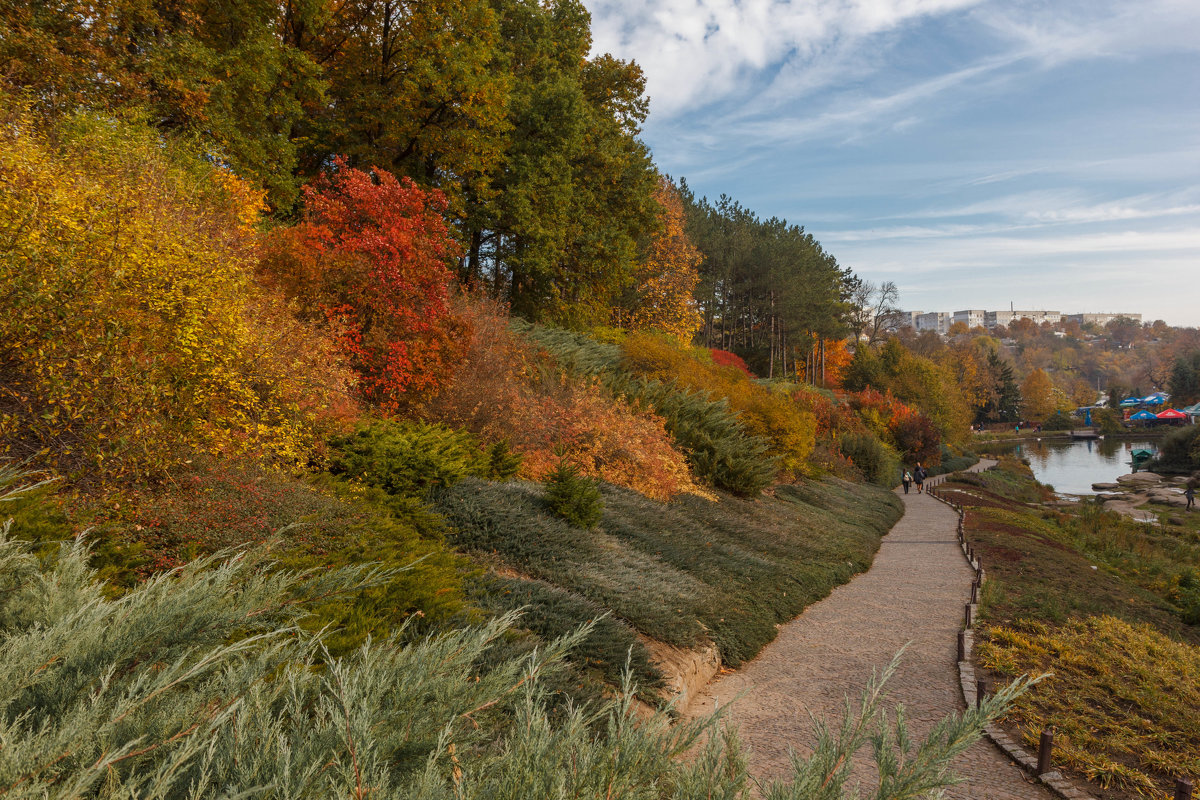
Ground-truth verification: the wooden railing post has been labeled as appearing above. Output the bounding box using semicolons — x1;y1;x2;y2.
1037;729;1054;775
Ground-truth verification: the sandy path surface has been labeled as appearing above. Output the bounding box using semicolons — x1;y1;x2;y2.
683;461;1055;799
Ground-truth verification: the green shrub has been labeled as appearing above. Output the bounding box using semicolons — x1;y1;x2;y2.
923;445;978;479
82;461;468;655
618;332;816;475
330;419;521;495
839;432;901;488
544;460;604;528
1147;424;1200;474
1042;410;1075;431
470;575;661;691
1096;408;1124;435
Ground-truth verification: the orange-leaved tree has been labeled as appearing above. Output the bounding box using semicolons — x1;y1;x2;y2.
617;177;703;341
262;159;467;412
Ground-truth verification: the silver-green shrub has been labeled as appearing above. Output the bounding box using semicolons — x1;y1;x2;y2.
0;468;1033;799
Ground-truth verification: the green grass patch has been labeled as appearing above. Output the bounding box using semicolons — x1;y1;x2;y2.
437;476;902;668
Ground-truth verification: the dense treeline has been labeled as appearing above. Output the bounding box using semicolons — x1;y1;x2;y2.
679;185;852;380
1;0;660;327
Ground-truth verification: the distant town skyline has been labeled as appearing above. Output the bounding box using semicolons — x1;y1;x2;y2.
583;0;1200;328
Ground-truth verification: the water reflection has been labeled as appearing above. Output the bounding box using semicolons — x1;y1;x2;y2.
990;438;1158;495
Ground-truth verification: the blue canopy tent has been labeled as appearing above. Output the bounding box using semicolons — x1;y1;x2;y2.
1120;397;1142;407
1141;394;1167;406
1130;410;1158;422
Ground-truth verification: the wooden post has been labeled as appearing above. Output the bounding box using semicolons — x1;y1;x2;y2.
1037;729;1054;775
957;630;966;661
1176;778;1194;800
965;604;973;627
971;581;979;604
976;679;987;708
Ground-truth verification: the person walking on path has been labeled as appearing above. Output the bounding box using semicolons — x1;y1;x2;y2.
914;462;927;494
1187;483;1196;511
901;469;912;494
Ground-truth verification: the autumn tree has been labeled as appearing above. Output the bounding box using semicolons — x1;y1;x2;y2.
615;177;702;341
0;109;351;482
1021;368;1058;420
1;0;322;207
821;338;855;389
261;159;466;411
289;0;510;206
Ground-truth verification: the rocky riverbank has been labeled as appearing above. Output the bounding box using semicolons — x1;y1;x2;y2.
1090;471;1195;522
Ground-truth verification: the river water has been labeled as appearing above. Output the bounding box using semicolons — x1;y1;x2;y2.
988;438;1159;495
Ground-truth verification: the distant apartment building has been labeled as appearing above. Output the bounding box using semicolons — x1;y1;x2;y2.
952;309;986;329
916;311;951;335
984;309;1061;328
1065;312;1143;327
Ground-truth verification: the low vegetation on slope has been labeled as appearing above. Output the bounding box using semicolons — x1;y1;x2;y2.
439;476;903;670
939;460;1200;796
0;469;1026;800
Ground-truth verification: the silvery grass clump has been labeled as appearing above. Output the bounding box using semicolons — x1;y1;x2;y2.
0;466;1033;799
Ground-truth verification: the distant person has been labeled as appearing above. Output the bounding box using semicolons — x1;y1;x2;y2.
914;463;927;494
902;470;912;494
1187;484;1196;512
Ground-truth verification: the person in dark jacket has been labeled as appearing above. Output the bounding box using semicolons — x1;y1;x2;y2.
914;463;927;494
901;469;912;494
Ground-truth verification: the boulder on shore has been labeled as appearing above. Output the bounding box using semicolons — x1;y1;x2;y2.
1116;472;1164;487
1092;482;1121;491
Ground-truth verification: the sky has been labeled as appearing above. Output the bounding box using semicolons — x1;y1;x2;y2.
582;0;1200;327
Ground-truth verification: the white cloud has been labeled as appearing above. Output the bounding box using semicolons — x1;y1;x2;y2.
585;0;984;115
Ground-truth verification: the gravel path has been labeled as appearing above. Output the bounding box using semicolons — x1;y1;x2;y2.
683;462;1055;799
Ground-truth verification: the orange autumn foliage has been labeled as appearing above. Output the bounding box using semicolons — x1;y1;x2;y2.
261;159;467;412
821;338;854;389
618;177;703;341
422;300;703;500
620;332;816;476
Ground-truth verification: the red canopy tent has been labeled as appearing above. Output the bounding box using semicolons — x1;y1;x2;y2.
1155;408;1188;420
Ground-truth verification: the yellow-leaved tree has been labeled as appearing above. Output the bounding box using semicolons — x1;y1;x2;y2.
1020;368;1059;420
0;106;354;483
617;177;702;341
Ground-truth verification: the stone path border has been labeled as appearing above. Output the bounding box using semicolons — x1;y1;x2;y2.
929;471;1099;800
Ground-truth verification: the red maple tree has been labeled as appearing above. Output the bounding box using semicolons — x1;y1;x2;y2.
265;158;467;410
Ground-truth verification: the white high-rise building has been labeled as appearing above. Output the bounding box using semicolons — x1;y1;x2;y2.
916;312;951;335
1065;313;1142;327
984;309;1061;328
952;309;986;329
